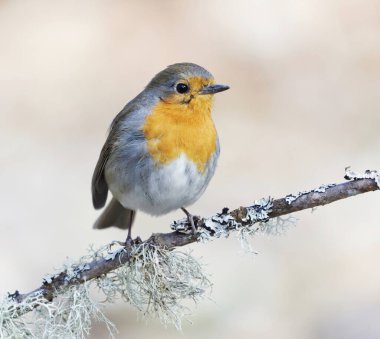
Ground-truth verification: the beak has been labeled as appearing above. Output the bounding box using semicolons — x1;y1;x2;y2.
199;84;230;95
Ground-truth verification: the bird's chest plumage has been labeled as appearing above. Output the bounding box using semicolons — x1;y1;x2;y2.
143;97;217;173
105;97;219;215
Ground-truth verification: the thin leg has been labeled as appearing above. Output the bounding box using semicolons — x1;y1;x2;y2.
181;207;197;234
125;210;135;246
127;224;132;241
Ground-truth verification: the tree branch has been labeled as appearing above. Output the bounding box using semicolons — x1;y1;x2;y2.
6;171;380;318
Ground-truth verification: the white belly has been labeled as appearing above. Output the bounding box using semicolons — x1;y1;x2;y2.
107;154;214;215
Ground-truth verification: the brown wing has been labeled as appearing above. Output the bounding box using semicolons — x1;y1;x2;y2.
91;132;115;209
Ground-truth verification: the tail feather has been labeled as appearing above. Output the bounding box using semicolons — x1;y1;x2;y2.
93;198;135;230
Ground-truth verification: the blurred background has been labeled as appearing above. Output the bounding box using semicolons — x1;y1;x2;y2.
1;0;380;338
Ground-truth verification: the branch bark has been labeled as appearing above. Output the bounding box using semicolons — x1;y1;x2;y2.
7;176;379;315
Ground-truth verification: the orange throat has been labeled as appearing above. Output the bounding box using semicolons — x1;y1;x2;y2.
143;95;217;173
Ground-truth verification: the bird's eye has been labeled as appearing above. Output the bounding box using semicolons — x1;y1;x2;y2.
175;83;189;94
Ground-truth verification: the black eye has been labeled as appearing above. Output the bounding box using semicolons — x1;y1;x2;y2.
175;83;189;94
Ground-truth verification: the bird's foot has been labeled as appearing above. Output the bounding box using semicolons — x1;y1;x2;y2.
181;207;200;234
125;235;133;246
123;223;135;251
124;235;143;252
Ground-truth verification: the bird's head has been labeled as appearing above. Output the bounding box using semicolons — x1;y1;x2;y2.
146;63;229;107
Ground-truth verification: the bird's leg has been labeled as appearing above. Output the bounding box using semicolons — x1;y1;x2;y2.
181;207;198;234
125;210;135;248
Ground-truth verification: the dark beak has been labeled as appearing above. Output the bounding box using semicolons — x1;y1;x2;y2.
199;84;230;95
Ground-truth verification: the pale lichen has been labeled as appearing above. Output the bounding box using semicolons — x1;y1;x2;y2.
0;292;44;338
1;285;115;339
1;242;211;337
95;243;211;330
260;215;297;236
171;198;287;254
285;183;336;204
34;285;116;339
344;168;380;188
172;198;275;243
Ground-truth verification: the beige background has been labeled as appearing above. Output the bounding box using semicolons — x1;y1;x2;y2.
1;0;380;338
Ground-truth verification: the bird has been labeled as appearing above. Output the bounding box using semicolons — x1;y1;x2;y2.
91;62;229;242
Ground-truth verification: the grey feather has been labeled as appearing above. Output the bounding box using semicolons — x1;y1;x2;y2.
93;197;136;230
91;133;113;209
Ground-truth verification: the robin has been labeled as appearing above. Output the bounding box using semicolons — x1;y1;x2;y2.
91;63;229;241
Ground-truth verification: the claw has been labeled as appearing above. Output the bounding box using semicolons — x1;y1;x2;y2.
124;236;134;252
181;207;199;234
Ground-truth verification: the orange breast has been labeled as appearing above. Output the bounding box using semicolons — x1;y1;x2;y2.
143;95;217;173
